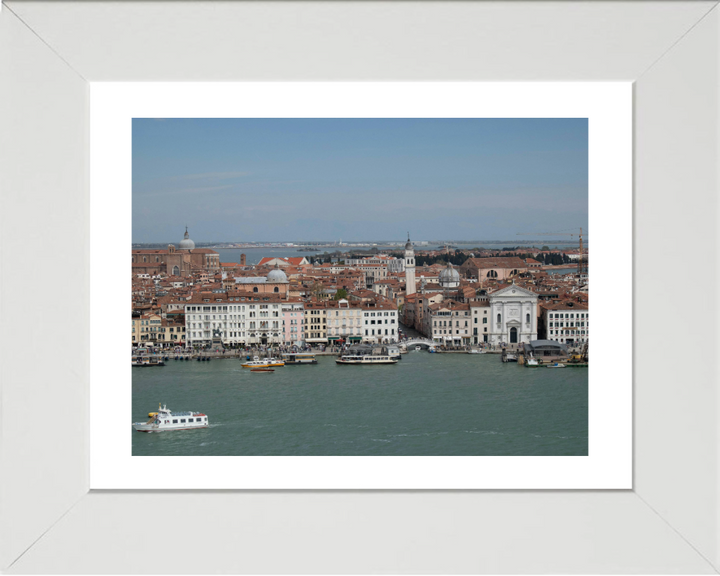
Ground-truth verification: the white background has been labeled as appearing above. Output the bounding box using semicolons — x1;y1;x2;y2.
90;82;632;490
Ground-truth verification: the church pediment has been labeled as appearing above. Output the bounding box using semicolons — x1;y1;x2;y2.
490;284;537;299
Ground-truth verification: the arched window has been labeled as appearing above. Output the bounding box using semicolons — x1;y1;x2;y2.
253;287;258;293
526;313;530;323
172;266;180;276
143;257;147;262
487;270;497;278
497;313;501;323
273;287;279;293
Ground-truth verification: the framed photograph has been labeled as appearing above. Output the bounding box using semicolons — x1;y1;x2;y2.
2;1;718;573
90;82;629;490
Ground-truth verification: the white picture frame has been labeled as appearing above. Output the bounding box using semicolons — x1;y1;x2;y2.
1;1;718;573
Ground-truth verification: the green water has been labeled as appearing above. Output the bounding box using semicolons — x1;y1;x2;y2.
132;353;588;456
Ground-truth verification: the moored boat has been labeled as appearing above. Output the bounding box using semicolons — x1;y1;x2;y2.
132;355;165;367
133;404;208;432
547;362;566;368
282;353;318;365
251;367;275;373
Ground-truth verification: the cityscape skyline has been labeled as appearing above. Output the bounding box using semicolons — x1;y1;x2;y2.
133;118;588;243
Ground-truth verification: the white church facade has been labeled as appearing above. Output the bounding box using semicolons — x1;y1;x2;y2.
487;284;538;346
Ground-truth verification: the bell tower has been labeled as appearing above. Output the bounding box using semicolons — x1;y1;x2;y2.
404;233;416;296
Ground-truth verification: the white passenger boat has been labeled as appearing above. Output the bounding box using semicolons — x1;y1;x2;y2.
133;404;208;432
547;362;566;368
336;354;398;365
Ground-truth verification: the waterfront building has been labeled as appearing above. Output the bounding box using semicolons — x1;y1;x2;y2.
326;299;365;344
281;300;305;346
404;235;416;296
487;283;538;346
133;313;186;347
540;300;589;346
361;297;398;343
469;300;491;344
304;300;329;344
426;301;471;346
184;292;287;347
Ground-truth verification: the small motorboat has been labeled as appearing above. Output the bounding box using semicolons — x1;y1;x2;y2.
526;358;540;367
415;346;421;351
242;356;271;368
547;362;566;368
251;367;275;373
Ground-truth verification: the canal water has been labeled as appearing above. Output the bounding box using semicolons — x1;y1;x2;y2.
132;353;588;457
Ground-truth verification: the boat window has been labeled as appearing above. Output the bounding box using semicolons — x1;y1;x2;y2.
180;419;186;423
172;419;178;423
188;418;194;422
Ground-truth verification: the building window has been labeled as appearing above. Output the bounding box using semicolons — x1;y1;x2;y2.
497;313;501;323
526;313;530;323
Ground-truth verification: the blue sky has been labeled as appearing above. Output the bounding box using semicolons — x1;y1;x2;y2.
132;118;587;243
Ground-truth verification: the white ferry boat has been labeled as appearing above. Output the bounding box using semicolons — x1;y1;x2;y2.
133;404;209;432
336;354;398;365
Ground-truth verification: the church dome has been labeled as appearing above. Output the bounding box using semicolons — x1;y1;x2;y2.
439;262;460;287
266;263;288;282
179;226;195;250
405;239;413;250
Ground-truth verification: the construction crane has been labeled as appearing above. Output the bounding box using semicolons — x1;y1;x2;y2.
516;227;587;274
